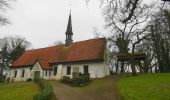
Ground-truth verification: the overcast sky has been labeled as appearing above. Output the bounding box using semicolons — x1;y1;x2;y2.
0;0;105;49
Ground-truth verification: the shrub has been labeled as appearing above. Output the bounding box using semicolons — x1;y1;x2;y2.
33;78;53;100
74;73;90;86
10;78;14;83
83;73;90;83
61;73;90;87
72;72;79;79
61;76;71;83
72;77;82;86
6;77;10;83
26;78;32;82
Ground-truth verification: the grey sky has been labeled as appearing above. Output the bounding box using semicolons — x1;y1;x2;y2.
0;0;105;49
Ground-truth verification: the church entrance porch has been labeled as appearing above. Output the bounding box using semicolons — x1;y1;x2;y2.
34;71;40;79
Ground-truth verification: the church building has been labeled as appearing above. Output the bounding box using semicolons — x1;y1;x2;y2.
8;13;110;81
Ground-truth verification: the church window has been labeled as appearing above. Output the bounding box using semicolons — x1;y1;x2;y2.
67;66;71;75
54;67;58;75
22;70;25;77
73;67;79;73
45;70;47;76
14;70;17;78
84;65;89;74
49;70;51;76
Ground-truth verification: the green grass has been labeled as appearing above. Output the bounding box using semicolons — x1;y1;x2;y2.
117;73;170;100
0;83;4;86
0;82;40;100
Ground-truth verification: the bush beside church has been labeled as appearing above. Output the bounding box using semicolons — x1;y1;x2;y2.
61;72;90;87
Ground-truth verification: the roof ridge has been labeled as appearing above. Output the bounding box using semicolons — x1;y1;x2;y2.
73;38;105;44
26;45;62;52
38;59;49;61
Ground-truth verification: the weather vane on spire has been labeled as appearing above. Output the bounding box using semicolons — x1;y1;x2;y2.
69;0;72;13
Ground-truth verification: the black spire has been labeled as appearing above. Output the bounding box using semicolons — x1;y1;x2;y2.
65;11;73;46
66;12;73;35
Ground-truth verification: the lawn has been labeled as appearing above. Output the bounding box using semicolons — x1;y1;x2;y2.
0;82;40;100
117;73;170;100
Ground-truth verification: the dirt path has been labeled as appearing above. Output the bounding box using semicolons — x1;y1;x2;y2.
51;76;118;100
52;82;94;100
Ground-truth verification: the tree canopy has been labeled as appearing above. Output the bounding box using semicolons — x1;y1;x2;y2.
0;36;32;68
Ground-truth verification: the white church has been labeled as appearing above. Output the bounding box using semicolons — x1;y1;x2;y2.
8;13;110;81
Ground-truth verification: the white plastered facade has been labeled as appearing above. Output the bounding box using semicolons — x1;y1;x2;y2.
60;61;110;79
8;61;110;82
7;61;52;82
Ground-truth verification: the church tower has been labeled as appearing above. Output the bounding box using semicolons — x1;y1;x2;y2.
65;12;73;46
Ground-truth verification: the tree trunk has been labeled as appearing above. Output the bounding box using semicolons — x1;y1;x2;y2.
115;61;119;74
120;61;124;73
0;67;3;83
130;44;137;76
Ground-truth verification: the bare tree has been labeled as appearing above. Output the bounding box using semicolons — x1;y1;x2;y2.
0;36;31;81
53;40;63;46
135;40;156;73
92;26;104;39
102;0;156;75
149;8;170;72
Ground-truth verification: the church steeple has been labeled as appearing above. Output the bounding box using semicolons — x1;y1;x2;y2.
65;11;73;46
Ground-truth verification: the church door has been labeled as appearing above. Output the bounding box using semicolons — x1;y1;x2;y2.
34;71;40;79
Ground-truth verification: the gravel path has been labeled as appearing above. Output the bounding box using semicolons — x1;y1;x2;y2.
52;76;118;100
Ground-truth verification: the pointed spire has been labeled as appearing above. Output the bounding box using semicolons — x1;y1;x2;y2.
65;11;73;46
65;11;73;35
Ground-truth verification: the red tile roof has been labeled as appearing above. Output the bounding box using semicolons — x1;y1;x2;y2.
30;59;51;70
11;38;106;69
38;59;51;70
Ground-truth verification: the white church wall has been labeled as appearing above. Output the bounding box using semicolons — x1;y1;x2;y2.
31;61;53;80
104;63;110;76
8;61;110;81
31;61;44;79
88;62;104;78
43;70;49;79
9;67;31;82
8;61;54;82
62;64;72;78
55;64;63;80
61;61;110;79
87;62;110;78
43;70;53;80
50;65;58;80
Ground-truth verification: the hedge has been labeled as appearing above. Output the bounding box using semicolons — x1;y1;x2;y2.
61;73;90;87
33;78;53;100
